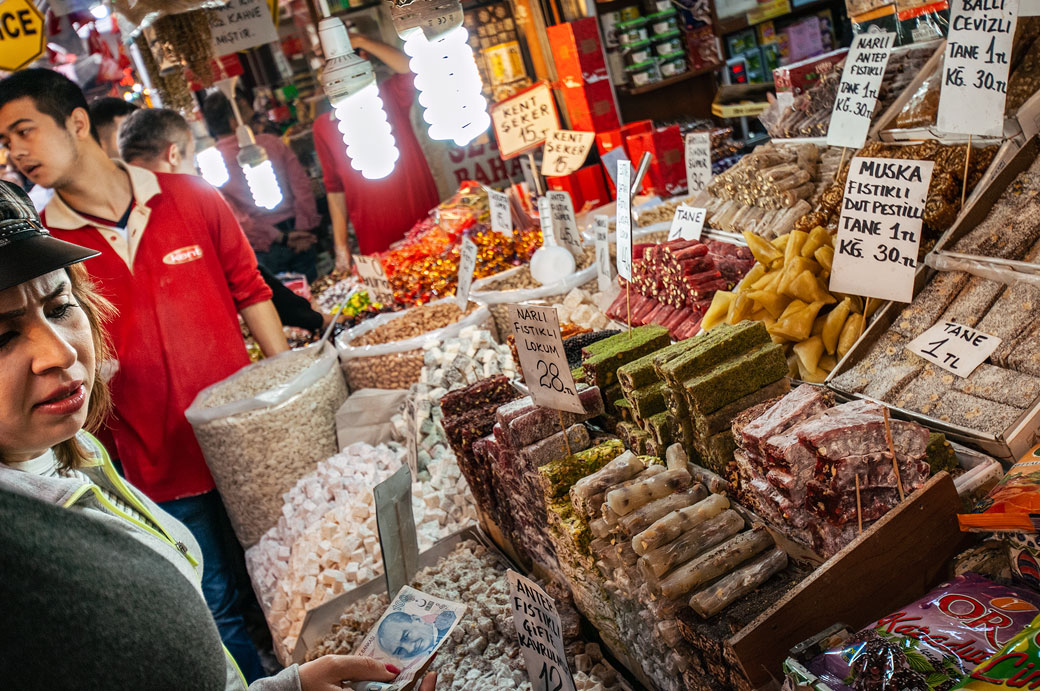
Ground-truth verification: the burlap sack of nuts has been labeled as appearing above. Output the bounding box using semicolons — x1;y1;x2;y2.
185;343;348;547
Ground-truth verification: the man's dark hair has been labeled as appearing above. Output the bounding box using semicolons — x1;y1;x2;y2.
118;108;192;165
202;91;235;138
89;97;139;133
0;68;99;142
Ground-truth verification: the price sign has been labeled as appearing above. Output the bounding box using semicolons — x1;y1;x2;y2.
601;148;629;188
667;204;707;241
541;129;596;177
491;82;561;159
508;304;585;413
507;570;577;691
488;188;513;237
616;160;634;282
907;321;1002;376
594;215;615;292
546;191;583;257
210;0;280;56
355;255;395;304
537;196;556;247
685;132;713;194
829;157;934;303
456;237;478;310
937;0;1019;136
827;32;895;149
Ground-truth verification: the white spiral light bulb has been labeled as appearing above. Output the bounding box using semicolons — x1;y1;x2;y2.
403;27;490;147
242;159;283;209
196;145;229;187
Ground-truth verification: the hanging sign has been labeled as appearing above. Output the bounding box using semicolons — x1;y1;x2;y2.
488;188;513;237
508;304;585;414
616;160;634;281
907;321;1003;376
541;129;596;177
210;0;280;57
456;237;478;310
827;32;895;149
355;255;395;305
594;215;615;292
491;82;561;159
668;204;707;241
684;132;713;194
507;570;578;691
0;0;44;72
546;191;583;257
829;157;934;303
936;0;1019;137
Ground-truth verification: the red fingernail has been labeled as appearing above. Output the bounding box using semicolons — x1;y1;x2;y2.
386;664;401;674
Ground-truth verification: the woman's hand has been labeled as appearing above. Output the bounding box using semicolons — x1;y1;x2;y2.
298;655;395;691
418;673;437;690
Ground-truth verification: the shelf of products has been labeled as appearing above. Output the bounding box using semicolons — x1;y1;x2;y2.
617;63;719;96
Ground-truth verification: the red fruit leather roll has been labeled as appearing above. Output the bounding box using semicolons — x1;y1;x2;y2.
672;244;710;261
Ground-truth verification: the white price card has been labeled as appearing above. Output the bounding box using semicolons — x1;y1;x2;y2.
508;304;585;413
488;187;513;237
907;321;1002;376
546;190;583;257
937;0;1019;137
684;132;713;194
491;82;561;159
210;0;279;56
355;255;395;304
541;129;596;177
616;159;633;281
594;215;616;292
668;204;707;241
829;157;935;303
537;196;556;246
507;570;577;691
456;237;478;310
827;32;895;149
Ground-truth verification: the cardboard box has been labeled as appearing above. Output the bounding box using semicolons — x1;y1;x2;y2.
547;18;608;83
625;125;686;197
712;83;772;118
560;79;621;133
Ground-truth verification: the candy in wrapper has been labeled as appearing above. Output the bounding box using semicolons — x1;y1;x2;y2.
952;612;1040;691
959;442;1040;534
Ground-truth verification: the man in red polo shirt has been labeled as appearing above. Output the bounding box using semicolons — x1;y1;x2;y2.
312;32;440;270
0;68;286;681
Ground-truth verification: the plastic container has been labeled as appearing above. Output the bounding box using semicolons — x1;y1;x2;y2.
653;34;683;57
626;59;660;87
659;54;688;77
624;39;653;65
617;17;649;46
647;10;679;37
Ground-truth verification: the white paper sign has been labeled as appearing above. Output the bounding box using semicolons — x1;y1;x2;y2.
456;237;478;310
541;129;596;177
907;321;1002;376
546;191;583;257
667;204;707;241
508;304;585;414
1023;0;1040;14
537;196;556;247
488;188;513;237
507;570;577;691
937;0;1019;137
355;255;395;304
210;0;279;56
827;32;895;149
829;157;935;303
491;83;561;159
594;215;615;292
616;160;633;282
684;132;712;194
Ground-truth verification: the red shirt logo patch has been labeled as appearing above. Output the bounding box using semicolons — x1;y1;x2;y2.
162;245;204;265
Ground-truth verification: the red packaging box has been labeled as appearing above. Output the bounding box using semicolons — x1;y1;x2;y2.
625;125;686;197
547;175;583;211
547;18;607;83
561;80;620;133
547;165;610;213
595;120;652;157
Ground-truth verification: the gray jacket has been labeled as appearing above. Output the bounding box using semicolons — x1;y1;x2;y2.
0;431;301;691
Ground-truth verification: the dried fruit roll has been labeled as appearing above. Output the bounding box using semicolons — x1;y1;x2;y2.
658;527;774;600
617;485;709;535
687;547;788;618
606;468;693;516
633;493;731;556
570;451;644;504
639;509;744;579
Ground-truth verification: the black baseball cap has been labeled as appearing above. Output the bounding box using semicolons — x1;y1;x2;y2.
0;181;98;293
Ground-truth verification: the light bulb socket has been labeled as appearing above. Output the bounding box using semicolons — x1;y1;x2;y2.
237;138;269;169
191;120;217;152
392;0;464;41
235;124;258;151
318;17;377;105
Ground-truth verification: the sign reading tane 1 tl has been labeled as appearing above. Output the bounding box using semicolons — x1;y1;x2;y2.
491;82;561;159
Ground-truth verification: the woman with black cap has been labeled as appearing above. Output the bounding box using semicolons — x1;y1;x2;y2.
0;179;436;691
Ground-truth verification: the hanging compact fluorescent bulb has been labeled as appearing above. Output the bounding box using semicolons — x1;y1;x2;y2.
236;125;283;210
318;16;399;180
191;121;229;187
392;0;490;147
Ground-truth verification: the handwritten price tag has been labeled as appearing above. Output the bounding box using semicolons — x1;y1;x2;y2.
491;83;561;159
507;570;577;691
684;132;712;194
488;187;513;237
594;215;615;292
546;190;583;257
508;304;585;413
829;157;934;303
937;0;1019;136
907;321;1002;376
456;237;478;310
668;204;707;241
355;255;394;305
827;32;895;149
541;129;596;177
616;159;633;281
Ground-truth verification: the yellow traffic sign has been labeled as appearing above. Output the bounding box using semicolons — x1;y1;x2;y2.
0;0;44;72
268;0;278;24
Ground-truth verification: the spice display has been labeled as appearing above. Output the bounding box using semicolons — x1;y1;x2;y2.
185;346;348;547
605;239;755;339
352;302;478;347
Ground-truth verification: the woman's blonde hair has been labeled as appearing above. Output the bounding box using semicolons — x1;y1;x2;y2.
55;263;116;470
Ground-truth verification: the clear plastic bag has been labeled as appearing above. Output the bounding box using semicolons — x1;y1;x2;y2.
471;264;598;335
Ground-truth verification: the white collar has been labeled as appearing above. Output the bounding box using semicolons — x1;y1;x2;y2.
43;161;161;231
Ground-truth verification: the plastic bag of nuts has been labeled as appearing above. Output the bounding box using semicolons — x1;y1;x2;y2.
335;298;495;391
470;263;597;336
185;343;348;547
